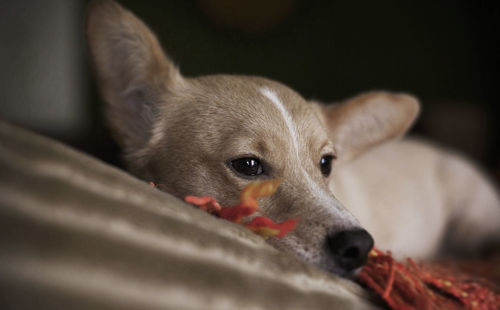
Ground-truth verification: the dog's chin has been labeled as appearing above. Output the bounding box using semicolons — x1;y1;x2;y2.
269;239;365;279
322;263;364;279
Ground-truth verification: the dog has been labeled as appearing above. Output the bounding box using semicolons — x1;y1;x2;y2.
86;0;500;277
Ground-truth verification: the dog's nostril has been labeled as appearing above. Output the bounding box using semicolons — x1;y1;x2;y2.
343;246;360;259
326;229;374;272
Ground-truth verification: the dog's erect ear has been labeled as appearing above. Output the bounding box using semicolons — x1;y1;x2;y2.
86;0;183;154
322;92;420;161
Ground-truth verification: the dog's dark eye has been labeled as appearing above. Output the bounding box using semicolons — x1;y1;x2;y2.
231;158;263;177
320;155;334;177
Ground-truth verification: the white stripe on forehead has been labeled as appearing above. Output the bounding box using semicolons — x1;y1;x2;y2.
260;87;300;156
260;87;357;222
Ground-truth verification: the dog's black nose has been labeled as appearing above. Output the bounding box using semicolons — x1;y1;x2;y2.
326;229;374;272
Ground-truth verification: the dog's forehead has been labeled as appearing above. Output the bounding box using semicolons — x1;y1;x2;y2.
172;74;332;158
188;75;320;130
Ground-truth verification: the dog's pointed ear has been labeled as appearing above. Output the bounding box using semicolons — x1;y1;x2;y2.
322;92;420;161
86;0;184;155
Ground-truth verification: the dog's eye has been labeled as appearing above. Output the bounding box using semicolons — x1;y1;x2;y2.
231;158;263;177
320;155;334;177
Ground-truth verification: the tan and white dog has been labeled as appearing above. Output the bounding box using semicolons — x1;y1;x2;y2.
87;0;500;276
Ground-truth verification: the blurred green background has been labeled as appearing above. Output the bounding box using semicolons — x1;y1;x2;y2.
1;0;498;180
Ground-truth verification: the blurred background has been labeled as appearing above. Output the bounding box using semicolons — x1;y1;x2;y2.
0;0;498;181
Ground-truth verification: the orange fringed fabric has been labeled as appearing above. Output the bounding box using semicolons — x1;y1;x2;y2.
182;179;298;239
357;248;500;310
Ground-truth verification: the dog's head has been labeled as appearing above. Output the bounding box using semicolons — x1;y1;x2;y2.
87;0;419;276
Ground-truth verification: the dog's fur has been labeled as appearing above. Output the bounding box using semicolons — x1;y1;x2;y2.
87;0;500;275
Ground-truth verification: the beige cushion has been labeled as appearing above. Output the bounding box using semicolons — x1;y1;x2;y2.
0;122;375;309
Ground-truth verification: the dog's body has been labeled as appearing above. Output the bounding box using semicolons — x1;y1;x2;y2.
87;0;500;276
331;137;500;259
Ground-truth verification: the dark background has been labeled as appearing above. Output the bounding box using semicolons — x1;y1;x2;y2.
1;0;499;181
